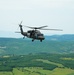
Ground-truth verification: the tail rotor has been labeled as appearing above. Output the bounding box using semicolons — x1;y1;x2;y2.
18;21;23;27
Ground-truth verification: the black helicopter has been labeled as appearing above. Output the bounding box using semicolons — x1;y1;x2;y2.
16;22;62;42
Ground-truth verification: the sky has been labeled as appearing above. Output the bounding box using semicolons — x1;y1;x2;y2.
0;0;74;37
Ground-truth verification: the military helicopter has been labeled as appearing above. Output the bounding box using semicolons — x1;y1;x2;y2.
16;22;62;42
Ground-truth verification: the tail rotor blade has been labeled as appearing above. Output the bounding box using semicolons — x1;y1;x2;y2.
20;21;22;25
19;21;23;25
17;26;19;30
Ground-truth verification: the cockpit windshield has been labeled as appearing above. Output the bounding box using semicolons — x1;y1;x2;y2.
37;34;43;36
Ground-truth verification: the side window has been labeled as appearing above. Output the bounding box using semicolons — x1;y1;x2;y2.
27;33;30;37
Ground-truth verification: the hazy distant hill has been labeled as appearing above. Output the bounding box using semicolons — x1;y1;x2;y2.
0;34;74;55
45;34;74;41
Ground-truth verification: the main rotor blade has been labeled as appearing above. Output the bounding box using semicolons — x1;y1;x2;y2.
24;25;48;29
40;29;63;31
24;26;34;29
37;25;48;29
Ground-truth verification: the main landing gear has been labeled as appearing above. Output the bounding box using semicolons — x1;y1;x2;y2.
32;39;42;42
32;39;34;42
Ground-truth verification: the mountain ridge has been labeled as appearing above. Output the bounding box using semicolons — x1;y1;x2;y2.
0;34;74;55
45;34;74;41
0;34;74;41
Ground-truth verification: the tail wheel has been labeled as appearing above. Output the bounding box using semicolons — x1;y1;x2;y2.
23;37;25;39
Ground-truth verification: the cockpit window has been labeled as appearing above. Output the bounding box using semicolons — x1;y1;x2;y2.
27;30;32;33
37;34;43;36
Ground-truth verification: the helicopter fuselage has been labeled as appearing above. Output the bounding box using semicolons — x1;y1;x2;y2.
22;30;45;42
19;25;45;42
27;30;44;41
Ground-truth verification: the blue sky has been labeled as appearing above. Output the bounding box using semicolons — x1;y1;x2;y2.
0;0;74;37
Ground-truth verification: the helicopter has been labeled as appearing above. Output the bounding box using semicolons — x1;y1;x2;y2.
16;22;63;42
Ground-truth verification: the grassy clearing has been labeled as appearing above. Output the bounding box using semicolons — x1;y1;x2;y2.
61;58;74;60
0;67;74;75
24;67;52;75
12;68;25;75
52;68;74;75
68;73;74;75
24;67;74;75
0;71;12;75
36;59;64;67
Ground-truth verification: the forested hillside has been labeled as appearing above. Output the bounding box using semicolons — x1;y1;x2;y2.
0;35;74;75
0;53;74;75
0;34;74;55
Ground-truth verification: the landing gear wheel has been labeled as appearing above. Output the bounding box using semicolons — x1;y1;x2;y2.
40;40;42;42
32;39;34;42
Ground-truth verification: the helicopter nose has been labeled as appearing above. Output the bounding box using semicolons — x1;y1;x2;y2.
38;36;45;40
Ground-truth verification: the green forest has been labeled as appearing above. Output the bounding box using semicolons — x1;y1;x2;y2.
0;53;74;75
0;37;74;75
0;37;74;55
